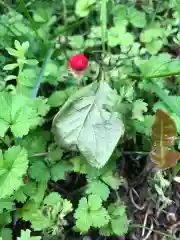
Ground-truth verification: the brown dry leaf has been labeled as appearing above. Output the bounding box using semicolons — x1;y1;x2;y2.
152;109;176;146
150;145;180;169
150;109;180;169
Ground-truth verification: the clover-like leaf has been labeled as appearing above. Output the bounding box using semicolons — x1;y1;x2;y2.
0;146;28;199
75;0;95;17
100;202;129;237
0;92;41;137
74;195;110;233
85;179;110;200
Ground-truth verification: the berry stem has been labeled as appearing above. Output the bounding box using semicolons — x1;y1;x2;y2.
101;0;107;61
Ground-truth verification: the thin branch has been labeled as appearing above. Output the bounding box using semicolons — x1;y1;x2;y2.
142;220;154;240
123;151;149;155
131;224;177;240
31;152;48;157
142;207;150;236
129;188;147;210
144;70;180;80
101;0;107;60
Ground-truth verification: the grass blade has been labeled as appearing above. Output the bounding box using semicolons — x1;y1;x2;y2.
20;0;42;41
147;80;180;118
31;46;54;99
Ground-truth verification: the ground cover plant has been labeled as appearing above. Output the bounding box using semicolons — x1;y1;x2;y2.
0;0;180;239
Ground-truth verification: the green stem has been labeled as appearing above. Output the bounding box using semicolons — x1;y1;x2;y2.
25;0;36;7
62;0;67;28
31;152;48;157
130;224;177;240
16;64;23;88
144;70;180;79
101;0;107;59
62;0;69;62
0;137;10;147
51;18;85;38
20;0;42;41
147;79;180;118
115;190;121;203
31;46;53;99
123;151;149;155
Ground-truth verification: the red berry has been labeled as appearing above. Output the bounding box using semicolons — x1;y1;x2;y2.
69;54;88;71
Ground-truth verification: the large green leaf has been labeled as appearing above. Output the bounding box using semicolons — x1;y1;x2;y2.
52;82;124;168
0;146;28;199
0;92;41;137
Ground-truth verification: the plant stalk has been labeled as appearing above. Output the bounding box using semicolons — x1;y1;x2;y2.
101;0;107;60
130;224;177;240
30;46;53;99
20;0;42;41
145;70;180;79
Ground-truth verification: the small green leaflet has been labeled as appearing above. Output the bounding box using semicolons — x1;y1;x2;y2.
33;7;53;23
4;40;38;71
0;197;14;213
138;53;173;77
108;25;134;47
100;202;129;236
43;192;72;217
48;90;67;107
18;229;41;240
127;7;147;28
70;155;95;175
31;181;47;204
69;35;84;49
0;212;11;225
52;82;124;168
0;92;41;137
0;228;12;240
85;179;110;200
14;181;37;203
18;68;37;88
101;171;125;190
133;115;153;136
22;207;53;231
75;0;96;17
74;194;110;233
21;192;72;231
50;161;72;181
0;146;28;199
46;145;63;164
113;5;146;28
16;130;50;156
33;97;50;117
43;192;61;205
29;161;50;182
132;99;148;121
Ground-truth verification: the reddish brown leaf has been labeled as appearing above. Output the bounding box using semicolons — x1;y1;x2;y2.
150;145;180;169
150;109;180;169
152;110;176;147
